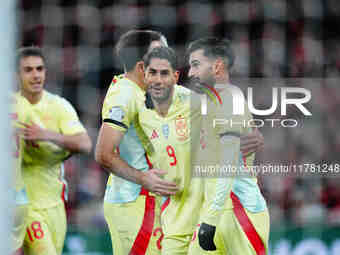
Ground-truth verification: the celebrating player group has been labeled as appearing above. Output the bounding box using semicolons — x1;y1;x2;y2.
12;29;269;255
96;30;269;255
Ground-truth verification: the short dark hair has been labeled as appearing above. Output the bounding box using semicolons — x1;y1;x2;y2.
16;46;46;69
115;30;167;72
186;37;235;69
143;46;177;70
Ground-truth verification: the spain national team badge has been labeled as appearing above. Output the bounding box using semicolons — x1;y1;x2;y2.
175;115;188;141
162;124;169;139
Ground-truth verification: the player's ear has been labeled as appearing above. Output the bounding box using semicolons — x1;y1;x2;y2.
213;58;227;81
174;70;180;84
214;58;224;75
136;61;145;74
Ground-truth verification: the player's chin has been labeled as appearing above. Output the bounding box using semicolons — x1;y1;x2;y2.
150;90;165;100
30;86;43;93
186;79;204;93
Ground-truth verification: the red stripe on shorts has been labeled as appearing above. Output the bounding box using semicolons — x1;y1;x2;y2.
129;191;156;255
231;191;266;255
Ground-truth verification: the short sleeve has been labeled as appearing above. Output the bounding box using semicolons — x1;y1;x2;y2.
102;80;137;132
58;98;86;135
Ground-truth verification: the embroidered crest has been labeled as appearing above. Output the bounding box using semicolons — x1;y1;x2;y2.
162;124;169;139
175;115;188;141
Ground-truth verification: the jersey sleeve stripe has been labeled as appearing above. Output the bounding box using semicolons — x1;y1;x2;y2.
103;118;128;129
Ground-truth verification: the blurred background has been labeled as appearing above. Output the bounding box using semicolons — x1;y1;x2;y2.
17;0;340;254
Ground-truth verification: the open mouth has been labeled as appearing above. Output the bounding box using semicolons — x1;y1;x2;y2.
30;82;42;88
151;86;163;94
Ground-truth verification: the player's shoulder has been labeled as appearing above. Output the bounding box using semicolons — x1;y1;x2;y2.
174;84;192;103
107;76;138;95
13;91;24;104
219;85;235;102
43;91;77;114
11;92;19;107
175;84;191;94
104;77;142;111
43;90;67;104
222;84;253;119
12;92;30;111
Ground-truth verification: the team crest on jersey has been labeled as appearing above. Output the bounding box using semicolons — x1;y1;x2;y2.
175;115;188;141
162;124;169;139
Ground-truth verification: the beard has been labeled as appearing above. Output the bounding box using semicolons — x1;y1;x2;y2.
149;85;172;104
185;76;216;94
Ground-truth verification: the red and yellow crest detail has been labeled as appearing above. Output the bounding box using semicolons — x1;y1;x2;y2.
175;115;188;141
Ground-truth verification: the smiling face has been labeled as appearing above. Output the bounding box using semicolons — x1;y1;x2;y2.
145;57;178;103
18;56;46;96
188;49;216;86
137;39;168;90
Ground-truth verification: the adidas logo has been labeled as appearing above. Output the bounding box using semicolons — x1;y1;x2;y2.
150;129;159;140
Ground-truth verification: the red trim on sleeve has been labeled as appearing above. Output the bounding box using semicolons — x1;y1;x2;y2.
206;85;223;105
231;192;266;255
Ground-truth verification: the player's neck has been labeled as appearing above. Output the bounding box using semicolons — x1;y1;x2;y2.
125;72;147;91
153;92;174;117
21;90;43;104
215;76;229;92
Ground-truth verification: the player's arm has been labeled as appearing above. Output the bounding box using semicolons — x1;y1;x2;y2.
198;133;240;251
95;123;178;196
19;122;91;154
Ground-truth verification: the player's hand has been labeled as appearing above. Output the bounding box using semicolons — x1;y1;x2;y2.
198;223;217;251
141;169;178;196
240;127;264;157
19;121;51;141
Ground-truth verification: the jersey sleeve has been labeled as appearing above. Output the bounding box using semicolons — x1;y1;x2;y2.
200;88;241;226
58;98;86;135
102;81;137;132
214;89;244;137
201;135;240;226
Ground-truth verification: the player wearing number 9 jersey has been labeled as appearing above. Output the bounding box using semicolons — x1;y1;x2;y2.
138;47;204;255
95;30;177;255
16;47;92;255
11;95;29;254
